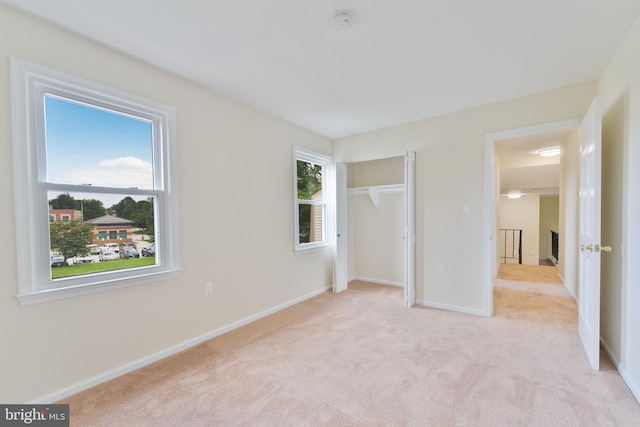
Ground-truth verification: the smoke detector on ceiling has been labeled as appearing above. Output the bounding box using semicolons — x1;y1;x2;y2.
331;10;354;31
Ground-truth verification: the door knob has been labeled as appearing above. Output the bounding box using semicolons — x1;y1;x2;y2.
582;244;613;253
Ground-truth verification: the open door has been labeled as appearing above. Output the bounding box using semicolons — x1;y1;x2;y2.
578;97;602;370
334;162;348;293
404;152;416;307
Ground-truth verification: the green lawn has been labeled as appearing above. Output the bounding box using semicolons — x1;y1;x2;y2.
51;257;156;279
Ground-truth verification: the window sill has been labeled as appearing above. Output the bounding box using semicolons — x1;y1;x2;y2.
17;268;180;306
295;243;332;255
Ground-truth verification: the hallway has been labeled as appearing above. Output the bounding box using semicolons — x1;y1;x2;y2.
497;263;562;284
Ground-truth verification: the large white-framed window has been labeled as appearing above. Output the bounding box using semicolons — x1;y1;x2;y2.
293;146;334;253
11;58;180;305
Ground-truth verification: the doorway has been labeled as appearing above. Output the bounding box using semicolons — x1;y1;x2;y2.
335;153;416;307
483;119;582;315
495;130;572;286
486;98;604;372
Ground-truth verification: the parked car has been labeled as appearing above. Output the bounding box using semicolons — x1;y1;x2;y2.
100;250;119;261
141;245;155;257
121;247;139;258
50;254;65;267
102;243;120;253
121;242;137;250
75;253;99;264
87;244;102;255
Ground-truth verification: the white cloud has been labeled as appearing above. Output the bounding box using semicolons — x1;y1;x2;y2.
52;156;153;189
98;156;152;171
48;156;155;207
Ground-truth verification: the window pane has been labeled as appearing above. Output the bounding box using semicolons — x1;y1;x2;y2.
48;191;157;280
44;95;154;189
11;59;180;303
298;204;324;244
296;160;323;201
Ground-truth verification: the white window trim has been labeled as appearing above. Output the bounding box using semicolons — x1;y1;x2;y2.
293;146;334;253
10;58;181;305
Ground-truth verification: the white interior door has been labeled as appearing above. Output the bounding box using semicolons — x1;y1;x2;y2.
578;97;602;370
334;162;348;293
404;152;416;307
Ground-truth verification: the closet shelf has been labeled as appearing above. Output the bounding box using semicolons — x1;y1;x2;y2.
347;184;404;207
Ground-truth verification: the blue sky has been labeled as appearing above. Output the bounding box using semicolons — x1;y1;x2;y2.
45;95;154;189
45;95;155;208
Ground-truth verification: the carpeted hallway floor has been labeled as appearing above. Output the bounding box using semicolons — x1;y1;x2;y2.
61;278;640;426
497;263;562;284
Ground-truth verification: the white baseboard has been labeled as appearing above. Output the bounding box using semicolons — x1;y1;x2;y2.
600;338;640;404
416;299;486;317
619;367;640;404
556;272;577;301
352;276;403;287
30;285;332;404
563;283;577;301
601;337;621;367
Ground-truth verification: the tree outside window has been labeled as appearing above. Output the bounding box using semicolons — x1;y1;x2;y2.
293;147;332;252
297;160;324;243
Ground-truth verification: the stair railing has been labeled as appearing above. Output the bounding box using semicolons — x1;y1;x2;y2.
499;228;522;264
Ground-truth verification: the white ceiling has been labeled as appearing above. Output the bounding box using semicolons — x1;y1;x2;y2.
3;0;640;139
496;129;575;196
500;163;560;196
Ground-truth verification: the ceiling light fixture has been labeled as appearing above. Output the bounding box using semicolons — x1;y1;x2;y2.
539;147;561;157
507;192;522;199
331;10;353;31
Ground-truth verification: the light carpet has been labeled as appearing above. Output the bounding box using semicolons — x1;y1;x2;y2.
61;280;640;426
497;263;562;284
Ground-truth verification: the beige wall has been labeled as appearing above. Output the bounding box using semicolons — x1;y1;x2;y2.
499;195;540;266
334;82;597;312
347;157;405;286
539;196;559;260
350;192;405;285
558;129;580;299
347;156;404;187
598;13;640;400
0;5;333;402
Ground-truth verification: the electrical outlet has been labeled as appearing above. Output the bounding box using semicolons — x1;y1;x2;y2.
436;265;444;275
204;282;213;295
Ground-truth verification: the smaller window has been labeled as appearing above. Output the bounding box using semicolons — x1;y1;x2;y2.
293;147;333;252
98;231;107;241
62;215;70;222
109;231;117;240
49;215;54;222
119;230;127;240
